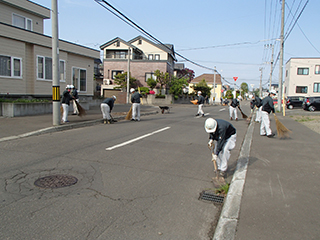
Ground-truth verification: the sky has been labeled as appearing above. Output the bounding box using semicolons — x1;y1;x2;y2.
34;0;319;90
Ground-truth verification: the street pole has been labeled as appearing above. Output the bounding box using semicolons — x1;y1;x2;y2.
259;68;263;98
269;44;274;92
52;0;60;125
126;47;130;104
278;0;285;113
213;66;216;105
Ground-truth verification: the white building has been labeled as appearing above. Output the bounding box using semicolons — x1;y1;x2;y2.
285;58;320;97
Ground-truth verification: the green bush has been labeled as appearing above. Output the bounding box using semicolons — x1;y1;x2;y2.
0;98;50;103
155;94;165;98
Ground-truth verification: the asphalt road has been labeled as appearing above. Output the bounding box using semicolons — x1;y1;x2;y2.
0;104;250;240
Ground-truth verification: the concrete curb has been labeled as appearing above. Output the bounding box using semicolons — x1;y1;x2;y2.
0;110;158;143
213;116;255;240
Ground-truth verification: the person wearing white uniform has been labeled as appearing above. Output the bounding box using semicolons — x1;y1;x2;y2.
196;91;205;117
260;90;276;138
205;118;237;178
130;88;142;121
100;95;116;124
229;97;239;120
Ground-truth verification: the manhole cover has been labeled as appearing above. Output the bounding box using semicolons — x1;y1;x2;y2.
34;175;78;189
199;191;225;204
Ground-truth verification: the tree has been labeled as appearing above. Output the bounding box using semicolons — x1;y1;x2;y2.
169;76;188;100
154;70;171;94
146;77;157;90
192;79;211;98
240;82;249;97
176;68;195;83
113;72;137;91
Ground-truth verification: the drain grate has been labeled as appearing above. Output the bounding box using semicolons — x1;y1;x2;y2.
34;175;78;189
199;191;225;204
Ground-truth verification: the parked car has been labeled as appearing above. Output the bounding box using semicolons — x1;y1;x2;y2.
303;97;320;111
286;96;305;109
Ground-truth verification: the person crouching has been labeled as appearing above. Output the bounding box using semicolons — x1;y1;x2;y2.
100;95;117;124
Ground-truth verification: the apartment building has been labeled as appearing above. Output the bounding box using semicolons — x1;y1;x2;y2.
0;0;100;98
285;57;320;97
99;35;176;97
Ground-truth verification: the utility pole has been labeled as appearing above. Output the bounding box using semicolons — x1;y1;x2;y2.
213;66;216;105
269;44;274;92
278;0;285;112
126;47;130;104
259;68;263;98
52;0;60;125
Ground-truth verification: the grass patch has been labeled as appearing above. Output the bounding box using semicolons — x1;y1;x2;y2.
0;98;50;103
215;183;230;195
292;116;315;122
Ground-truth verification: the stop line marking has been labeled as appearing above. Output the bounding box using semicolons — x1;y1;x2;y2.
105;126;171;151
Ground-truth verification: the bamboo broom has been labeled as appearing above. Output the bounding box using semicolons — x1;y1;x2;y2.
273;113;291;138
75;101;86;117
125;106;132;120
238;106;248;119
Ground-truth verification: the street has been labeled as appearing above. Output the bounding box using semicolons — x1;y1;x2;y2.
0;103;250;240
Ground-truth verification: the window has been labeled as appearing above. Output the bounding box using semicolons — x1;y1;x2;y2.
116;41;120;47
111;70;123;79
72;67;86;92
114;51;126;59
138;39;142;45
145;72;156;82
13;13;32;31
0;55;22;78
155;54;160;60
148;54;153;60
37;56;65;81
314;83;320;93
297;68;309;75
315;65;320;74
296;86;308;93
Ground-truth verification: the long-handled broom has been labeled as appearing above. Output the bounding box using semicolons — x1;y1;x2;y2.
75;101;86;117
238;106;248;119
125;106;132;120
273;113;291;138
208;144;226;187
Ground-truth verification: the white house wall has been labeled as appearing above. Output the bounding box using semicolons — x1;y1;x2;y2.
131;39;167;60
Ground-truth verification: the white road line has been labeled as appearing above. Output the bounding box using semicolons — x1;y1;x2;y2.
195;113;210;118
105;126;171;151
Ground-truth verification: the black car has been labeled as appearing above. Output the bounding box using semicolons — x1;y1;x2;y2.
303;96;320;111
286;96;305;109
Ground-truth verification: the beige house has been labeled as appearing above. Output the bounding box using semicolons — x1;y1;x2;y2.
285;58;320;97
189;73;222;103
99;35;176;97
0;0;100;98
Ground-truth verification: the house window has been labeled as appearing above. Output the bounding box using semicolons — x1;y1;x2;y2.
155;54;160;60
315;65;320;74
13;13;32;31
145;72;156;82
296;86;308;93
297;68;309;75
111;70;123;79
0;55;22;78
37;56;65;81
148;54;153;60
314;83;320;93
116;41;120;47
114;51;126;59
138;39;142;45
72;67;86;92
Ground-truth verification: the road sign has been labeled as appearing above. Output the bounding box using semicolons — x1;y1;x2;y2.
233;77;238;81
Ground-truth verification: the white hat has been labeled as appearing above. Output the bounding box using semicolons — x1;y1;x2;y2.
130;88;135;93
66;85;70;89
112;95;117;100
198;91;202;95
70;85;75;89
205;118;217;133
270;90;276;95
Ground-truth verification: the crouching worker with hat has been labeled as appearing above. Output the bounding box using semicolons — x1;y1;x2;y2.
205;118;237;183
100;95;117;124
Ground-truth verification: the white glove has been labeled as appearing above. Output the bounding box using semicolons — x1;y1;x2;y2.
212;154;218;162
208;139;213;147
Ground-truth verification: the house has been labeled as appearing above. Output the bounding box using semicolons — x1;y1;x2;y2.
0;0;100;99
285;58;320;97
99;35;176;98
189;73;222;103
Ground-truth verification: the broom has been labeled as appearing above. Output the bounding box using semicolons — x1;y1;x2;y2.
75;101;86;117
273;113;291;138
238;106;248;119
190;99;198;105
125;106;132;120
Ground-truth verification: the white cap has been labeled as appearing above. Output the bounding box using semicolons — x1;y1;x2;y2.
112;95;117;100
70;85;75;89
66;85;70;89
198;91;202;95
270;90;276;95
130;88;135;93
205;118;217;133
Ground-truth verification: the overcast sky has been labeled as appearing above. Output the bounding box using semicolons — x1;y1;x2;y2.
34;0;319;90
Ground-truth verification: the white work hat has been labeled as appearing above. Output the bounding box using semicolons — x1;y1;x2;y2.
66;85;70;89
198;91;202;95
270;90;276;95
130;88;135;93
112;95;117;100
205;118;217;133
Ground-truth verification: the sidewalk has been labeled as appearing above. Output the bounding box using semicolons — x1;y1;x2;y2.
0;104;158;141
214;113;320;239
